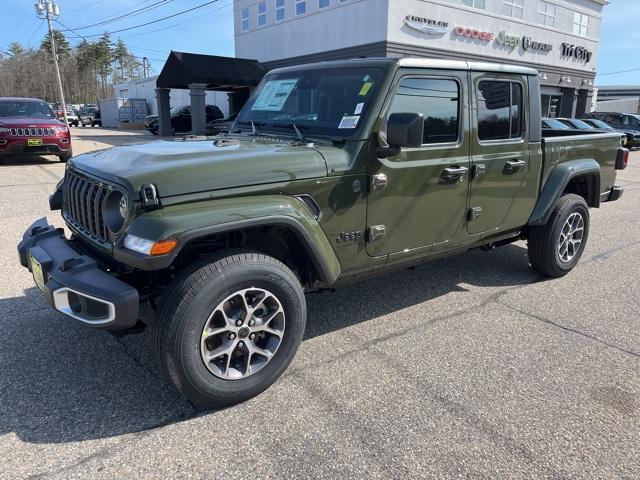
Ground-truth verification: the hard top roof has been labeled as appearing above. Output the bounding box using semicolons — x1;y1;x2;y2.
270;57;539;76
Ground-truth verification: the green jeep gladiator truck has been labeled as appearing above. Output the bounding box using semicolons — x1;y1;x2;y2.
18;58;628;406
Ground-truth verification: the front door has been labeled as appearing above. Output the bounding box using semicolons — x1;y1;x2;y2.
366;71;470;257
467;74;530;235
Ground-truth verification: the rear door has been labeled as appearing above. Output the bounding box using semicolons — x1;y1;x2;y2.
467;74;530;234
366;70;471;256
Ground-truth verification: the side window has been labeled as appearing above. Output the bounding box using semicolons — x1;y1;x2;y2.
477;80;523;141
388;77;460;144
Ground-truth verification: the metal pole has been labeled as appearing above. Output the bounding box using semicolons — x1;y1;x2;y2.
44;1;68;126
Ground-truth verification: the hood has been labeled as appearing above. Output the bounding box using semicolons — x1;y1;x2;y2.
0;117;65;127
70;137;329;198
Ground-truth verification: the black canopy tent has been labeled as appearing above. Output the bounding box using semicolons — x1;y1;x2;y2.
155;51;266;135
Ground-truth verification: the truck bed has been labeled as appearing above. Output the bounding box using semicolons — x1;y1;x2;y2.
541;131;622;196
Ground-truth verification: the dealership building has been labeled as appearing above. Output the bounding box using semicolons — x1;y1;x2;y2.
234;0;607;118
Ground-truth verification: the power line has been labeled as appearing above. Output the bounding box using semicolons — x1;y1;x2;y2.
65;0;105;15
116;0;231;40
66;0;219;39
598;67;640;76
61;0;174;32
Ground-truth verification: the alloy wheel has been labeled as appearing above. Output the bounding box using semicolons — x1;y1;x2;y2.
200;288;285;380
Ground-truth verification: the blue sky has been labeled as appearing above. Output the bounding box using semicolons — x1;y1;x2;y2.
0;0;638;86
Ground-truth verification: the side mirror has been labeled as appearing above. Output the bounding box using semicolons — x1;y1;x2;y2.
387;112;424;148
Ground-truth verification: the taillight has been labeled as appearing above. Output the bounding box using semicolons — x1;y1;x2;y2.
615;148;629;170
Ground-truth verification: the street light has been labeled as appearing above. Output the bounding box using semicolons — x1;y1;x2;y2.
35;0;68;127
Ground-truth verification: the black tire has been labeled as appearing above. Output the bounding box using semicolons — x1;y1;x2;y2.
58;152;72;162
154;251;306;407
528;194;590;277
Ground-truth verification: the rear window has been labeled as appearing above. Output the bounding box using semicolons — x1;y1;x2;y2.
0;100;55;118
477;81;523;141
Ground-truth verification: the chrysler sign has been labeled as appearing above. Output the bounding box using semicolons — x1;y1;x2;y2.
404;15;449;35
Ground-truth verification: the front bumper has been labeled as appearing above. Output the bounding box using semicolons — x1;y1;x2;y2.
0;138;71;156
17;218;139;329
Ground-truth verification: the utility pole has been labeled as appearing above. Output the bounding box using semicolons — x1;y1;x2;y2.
142;57;149;78
35;0;68;126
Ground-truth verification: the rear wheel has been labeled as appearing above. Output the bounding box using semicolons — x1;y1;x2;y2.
528;194;590;277
154;251;306;407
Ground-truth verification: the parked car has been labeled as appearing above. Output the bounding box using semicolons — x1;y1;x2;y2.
0;97;72;163
585;112;640;132
145;105;224;135
542;118;573;130
205;111;239;135
18;58;627;407
556;118;610;131
65;108;80;127
582;118;640;149
78;106;101;127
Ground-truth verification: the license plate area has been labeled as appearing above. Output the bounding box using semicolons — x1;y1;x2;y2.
27;138;43;146
28;246;51;293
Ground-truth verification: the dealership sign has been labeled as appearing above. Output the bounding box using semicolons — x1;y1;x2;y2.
495;31;552;52
453;26;494;41
404;15;449;35
561;43;592;63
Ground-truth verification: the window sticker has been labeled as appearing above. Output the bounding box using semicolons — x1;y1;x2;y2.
338;115;360;129
252;79;298;111
358;82;373;96
354;102;364;115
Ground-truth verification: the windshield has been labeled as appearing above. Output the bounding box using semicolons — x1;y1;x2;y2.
237;67;384;138
587;119;612;129
170;106;189;116
543;118;569;129
566;119;592;129
0;100;55;118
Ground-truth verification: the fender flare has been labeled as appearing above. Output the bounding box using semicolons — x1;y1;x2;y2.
528;159;601;226
113;195;342;284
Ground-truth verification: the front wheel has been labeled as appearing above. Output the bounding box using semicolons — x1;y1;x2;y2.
154;251;306;407
528;194;590;277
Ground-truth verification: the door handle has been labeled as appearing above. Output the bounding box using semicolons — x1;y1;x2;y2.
504;159;526;174
441;166;468;181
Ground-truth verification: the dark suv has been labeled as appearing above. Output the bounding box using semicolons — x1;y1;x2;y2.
145;105;224;135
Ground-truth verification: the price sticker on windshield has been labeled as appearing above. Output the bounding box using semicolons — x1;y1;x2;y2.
338;115;360;129
252;79;298;112
358;82;373;96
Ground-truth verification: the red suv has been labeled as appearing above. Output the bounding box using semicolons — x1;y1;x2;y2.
0;97;72;164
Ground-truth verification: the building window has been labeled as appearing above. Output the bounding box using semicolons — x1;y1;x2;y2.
296;0;306;15
537;1;556;28
477;81;523;141
503;0;524;19
257;1;266;26
388;78;460;145
275;0;285;21
319;0;329;7
461;0;486;9
573;12;589;37
241;7;249;32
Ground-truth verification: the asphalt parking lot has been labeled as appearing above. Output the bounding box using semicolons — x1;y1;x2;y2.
1;130;639;479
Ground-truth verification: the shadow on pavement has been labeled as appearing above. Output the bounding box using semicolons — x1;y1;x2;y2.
0;155;62;167
0;244;538;444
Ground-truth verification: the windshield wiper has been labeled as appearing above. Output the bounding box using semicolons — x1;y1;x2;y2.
235;120;265;135
273;123;309;143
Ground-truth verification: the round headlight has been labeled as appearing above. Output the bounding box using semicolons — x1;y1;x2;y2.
103;190;128;233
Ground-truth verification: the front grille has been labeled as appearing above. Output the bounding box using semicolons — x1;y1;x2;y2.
62;169;111;244
9;127;56;136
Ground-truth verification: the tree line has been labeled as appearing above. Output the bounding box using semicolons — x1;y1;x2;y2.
0;31;151;105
